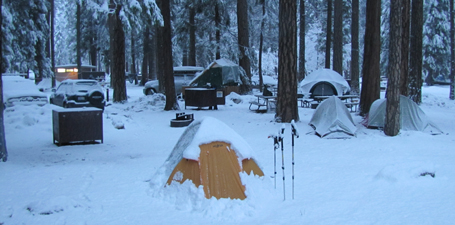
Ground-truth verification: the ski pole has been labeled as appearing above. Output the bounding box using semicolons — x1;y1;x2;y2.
280;125;285;200
268;133;279;189
291;120;300;200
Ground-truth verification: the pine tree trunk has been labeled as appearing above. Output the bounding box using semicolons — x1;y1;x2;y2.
188;7;196;66
259;0;265;91
384;0;402;137
325;0;332;69
0;0;7;162
140;27;149;86
276;0;299;123
350;0;360;94
76;1;82;78
359;0;381;116
34;39;44;84
400;0;410;96
111;4;127;102
409;0;423;104
333;0;343;75
298;0;306;81
237;0;251;80
158;0;178;110
156;24;165;92
215;2;221;60
131;30;136;74
50;0;56;88
450;0;455;100
149;29;156;81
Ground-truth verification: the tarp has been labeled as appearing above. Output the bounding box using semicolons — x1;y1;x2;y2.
189;58;248;88
366;95;442;134
309;96;357;138
163;117;264;200
299;69;350;97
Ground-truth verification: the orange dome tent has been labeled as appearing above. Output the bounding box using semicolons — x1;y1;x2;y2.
163;117;263;200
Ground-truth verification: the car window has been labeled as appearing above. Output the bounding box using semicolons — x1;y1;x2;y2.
56;83;66;92
74;81;99;92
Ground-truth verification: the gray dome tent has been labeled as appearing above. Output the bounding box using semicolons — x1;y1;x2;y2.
366;95;442;134
309;96;357;138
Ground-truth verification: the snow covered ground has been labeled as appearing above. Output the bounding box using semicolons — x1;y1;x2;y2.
1;79;455;225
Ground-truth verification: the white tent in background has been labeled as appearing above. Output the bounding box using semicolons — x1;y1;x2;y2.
366;95;442;134
309;96;357;138
299;69;350;97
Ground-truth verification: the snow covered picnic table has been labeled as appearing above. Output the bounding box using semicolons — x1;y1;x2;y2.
249;94;276;112
312;95;360;111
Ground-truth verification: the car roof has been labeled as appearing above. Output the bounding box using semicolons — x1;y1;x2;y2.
61;79;99;84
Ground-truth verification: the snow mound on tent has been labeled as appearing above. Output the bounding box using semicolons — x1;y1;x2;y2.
366;95;442;134
151;116;259;188
309;96;357;138
149;117;277;215
299;68;350;96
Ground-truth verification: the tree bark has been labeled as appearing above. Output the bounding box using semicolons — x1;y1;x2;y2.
400;0;410;96
215;2;221;60
350;0;360;94
140;27;150;86
130;30;137;74
359;0;381;116
188;6;196;66
384;0;402;136
450;0;455;100
110;3;127;102
156;24;165;92
157;0;178;110
0;0;8;162
258;0;266;91
276;0;299;123
50;0;56;88
298;0;306;81
149;28;156;81
333;0;343;75
237;0;252;79
76;1;82;78
325;0;332;69
409;0;423;104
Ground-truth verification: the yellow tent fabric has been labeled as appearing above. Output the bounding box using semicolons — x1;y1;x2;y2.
166;141;263;200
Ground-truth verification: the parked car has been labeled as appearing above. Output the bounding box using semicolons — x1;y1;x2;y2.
50;79;105;110
143;66;204;96
2;75;48;109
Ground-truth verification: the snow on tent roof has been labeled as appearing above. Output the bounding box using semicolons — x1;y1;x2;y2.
299;69;350;96
309;96;357;138
366;95;442;134
190;58;244;87
208;58;238;69
162;117;255;177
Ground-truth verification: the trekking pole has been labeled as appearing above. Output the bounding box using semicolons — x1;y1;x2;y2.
268;133;279;189
279;125;285;200
290;120;300;200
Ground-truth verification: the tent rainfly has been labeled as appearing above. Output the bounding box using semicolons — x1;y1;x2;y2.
299;69;350;97
189;58;248;89
309;96;357;138
163;117;264;200
366;95;442;134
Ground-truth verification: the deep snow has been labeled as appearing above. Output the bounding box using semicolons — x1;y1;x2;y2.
1;79;455;225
